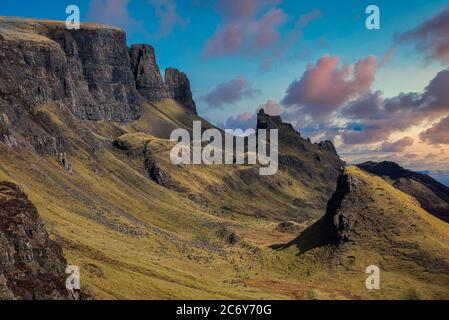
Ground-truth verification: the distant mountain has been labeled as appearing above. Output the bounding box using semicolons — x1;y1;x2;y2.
357;161;449;222
419;171;449;187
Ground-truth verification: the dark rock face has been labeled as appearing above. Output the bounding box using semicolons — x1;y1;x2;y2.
0;181;68;300
0;24;141;122
144;155;172;188
256;109;285;131
129;44;169;102
165;68;197;114
0;20;198;126
324;170;359;242
128;45;197;114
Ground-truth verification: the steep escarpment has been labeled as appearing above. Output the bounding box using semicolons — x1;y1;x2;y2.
358;161;449;222
129;44;197;114
0;19;141;122
165;68;197;114
0;181;68;300
129;44;168;102
0;18;199;157
0;18;197;125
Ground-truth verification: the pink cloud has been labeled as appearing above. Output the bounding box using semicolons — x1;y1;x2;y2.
221;99;283;130
396;6;449;63
338;68;449;146
203;0;320;65
380;137;414;152
259;99;282;116
202;76;258;109
88;0;141;31
420;116;449;145
282;55;376;120
379;48;396;68
215;0;282;21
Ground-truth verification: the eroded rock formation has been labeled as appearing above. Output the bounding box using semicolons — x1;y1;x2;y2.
0;18;197;125
0;181;68;300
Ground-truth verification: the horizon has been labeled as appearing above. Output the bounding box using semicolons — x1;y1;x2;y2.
1;0;449;176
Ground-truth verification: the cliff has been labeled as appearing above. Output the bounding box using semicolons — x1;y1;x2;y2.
0;17;197;124
129;44;197;114
0;181;68;300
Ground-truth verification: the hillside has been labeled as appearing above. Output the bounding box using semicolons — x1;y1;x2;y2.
272;166;449;299
1;17;448;300
0;18;344;299
358;161;449;222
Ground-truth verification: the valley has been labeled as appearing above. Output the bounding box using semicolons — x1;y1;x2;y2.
0;17;448;300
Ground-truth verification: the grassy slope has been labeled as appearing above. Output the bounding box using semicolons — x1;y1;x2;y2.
0;18;447;299
271;167;449;300
2;100;448;299
0;100;326;299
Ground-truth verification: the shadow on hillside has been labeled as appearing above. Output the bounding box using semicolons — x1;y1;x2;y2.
270;215;337;255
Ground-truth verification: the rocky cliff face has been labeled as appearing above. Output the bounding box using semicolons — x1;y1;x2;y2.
128;44;197;114
0;18;197;124
0;20;141;121
129;44;169;102
165;68;197;114
0;181;68;300
257;109;338;157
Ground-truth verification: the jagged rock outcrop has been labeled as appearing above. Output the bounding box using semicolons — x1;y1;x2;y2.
0;18;198;127
257;108;344;201
144;155;173;188
0;19;141;122
165;68;197;114
129;44;169;102
0;181;68;300
128;45;197;114
324;169;362;242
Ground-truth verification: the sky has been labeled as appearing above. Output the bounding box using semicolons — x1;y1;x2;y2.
1;0;449;173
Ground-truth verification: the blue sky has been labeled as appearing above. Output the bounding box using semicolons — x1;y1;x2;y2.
1;0;449;171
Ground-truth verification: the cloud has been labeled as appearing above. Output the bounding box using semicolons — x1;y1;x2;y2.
204;1;286;58
202;76;258;108
380;137;414;152
203;0;320;69
261;99;282;116
420;116;449;145
88;0;141;31
396;6;449;63
379;48;396;68
260;9;322;71
281;55;376;120
337;67;449;146
148;0;189;39
222;112;256;130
